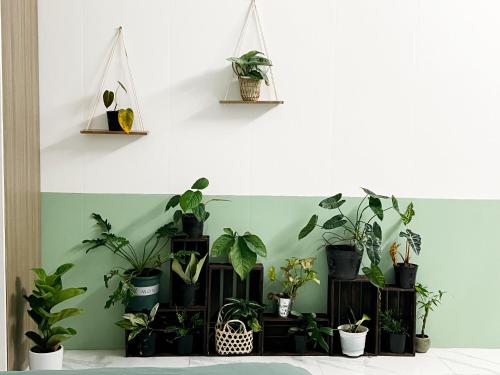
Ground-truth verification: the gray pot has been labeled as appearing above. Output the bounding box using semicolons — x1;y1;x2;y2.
416;335;431;353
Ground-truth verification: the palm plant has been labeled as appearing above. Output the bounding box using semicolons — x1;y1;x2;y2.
415;283;445;337
227;50;272;84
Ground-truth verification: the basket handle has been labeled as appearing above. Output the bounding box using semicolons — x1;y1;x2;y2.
223;319;248;333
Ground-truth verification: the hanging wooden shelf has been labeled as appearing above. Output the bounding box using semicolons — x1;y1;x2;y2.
219;100;284;105
80;129;148;136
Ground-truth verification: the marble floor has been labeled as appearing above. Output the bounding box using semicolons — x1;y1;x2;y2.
64;349;500;375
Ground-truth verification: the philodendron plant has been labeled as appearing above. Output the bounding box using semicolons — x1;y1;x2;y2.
25;264;87;353
211;228;267;280
227;50;272;84
116;303;159;342
298;188;414;288
103;81;134;133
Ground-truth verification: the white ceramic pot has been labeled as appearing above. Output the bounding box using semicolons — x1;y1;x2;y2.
338;325;368;357
278;297;292;318
29;345;64;370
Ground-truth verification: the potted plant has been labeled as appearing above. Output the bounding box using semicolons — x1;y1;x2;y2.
389;229;422;289
215;298;265;355
299;188;412;287
267;257;320;318
83;213;178;311
211;228;267;280
337;309;371;357
102;81;134;133
171;251;208;306
116;303;160;357
380;310;408;354
165;177;227;239
165;310;204;355
25;264;87;370
415;283;445;353
227;50;272;101
288;311;334;354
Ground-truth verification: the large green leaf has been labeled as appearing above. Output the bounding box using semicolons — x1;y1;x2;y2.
192;203;209;223
103;90;114;109
229;238;257;281
365;226;381;265
31;268;47;281
25;331;45;347
192;254;208;284
211;234;234;257
171;258;191;284
372;221;382;241
191;177;209;190
118;108;134;133
319;194;345;209
362;264;385;288
51;287;87;307
401;202;415;225
362;188;389;199
298;215;318;240
165;195;180;211
55;264;74;276
400;229;422;255
242;234;267;257
322;215;346;230
180;190;202;212
369;196;384;220
46;308;83;325
173;209;183;224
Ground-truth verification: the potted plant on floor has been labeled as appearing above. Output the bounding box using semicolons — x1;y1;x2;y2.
415;283;445;353
165;177;228;239
267;257;320;318
380;310;408;354
25;264;87;370
103;81;134;133
215;298;265;355
288;311;334;354
227;50;272;101
171;251;208;306
298;188;412;287
165;310;204;355
116;303;160;357
83;213;178;311
389;229;422;289
337;309;371;357
211;228;267;280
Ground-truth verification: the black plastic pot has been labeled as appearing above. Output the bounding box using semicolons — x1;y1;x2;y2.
127;269;161;312
293;335;308;354
325;245;361;280
179;283;199;307
131;332;157;357
389;333;406;354
394;263;418;289
176;335;194;355
182;214;204;238
106;110;122;131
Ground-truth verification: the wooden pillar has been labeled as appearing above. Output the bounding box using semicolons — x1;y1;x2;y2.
1;0;40;370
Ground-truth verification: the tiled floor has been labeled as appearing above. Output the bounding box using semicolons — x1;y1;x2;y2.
64;349;500;375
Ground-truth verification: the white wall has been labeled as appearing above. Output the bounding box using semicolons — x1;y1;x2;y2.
39;0;500;199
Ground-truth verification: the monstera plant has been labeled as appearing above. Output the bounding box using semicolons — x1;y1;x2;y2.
103;80;134;133
298;188;414;288
25;264;87;370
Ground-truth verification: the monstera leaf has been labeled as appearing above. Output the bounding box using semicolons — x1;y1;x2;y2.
400;229;422;255
118;108;134;133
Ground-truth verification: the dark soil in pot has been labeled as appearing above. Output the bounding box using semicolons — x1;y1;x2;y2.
130;332;157;357
176;335;194;355
127;268;161;313
182;214;204;238
293;335;308;354
178;283;199;307
394;263;418;289
326;245;361;280
106;111;122;131
389;333;406;354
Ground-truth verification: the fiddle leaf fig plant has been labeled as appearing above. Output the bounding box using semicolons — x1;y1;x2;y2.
227;50;272;84
211;228;267;280
25;264;87;353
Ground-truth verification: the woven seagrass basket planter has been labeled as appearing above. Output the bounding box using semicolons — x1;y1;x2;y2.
215;304;254;355
238;77;262;102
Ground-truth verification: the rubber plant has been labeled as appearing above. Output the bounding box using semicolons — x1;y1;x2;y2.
25;264;87;353
211;228;267;280
82;213;178;308
298;188;414;288
103;81;134;133
227;50;272;85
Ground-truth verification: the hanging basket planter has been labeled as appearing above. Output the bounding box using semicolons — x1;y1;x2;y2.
215;304;254;355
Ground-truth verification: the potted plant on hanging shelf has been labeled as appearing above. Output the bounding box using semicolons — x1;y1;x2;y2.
165;310;204;355
389;229;422;289
227;50;272;102
103;81;134;133
267;257;320;318
215;298;265;355
116;303;160;357
415;283;445;353
298;188;413;288
288;311;334;354
165;177;228;239
83;213;178;312
337;309;371;357
171;251;208;307
380;310;408;354
211;227;267;280
25;264;87;370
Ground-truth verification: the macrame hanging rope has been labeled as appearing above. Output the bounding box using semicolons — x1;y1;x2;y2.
85;26;145;131
223;0;279;101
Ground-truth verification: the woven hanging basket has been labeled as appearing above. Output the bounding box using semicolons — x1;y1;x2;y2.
238;77;262;101
215;304;254;355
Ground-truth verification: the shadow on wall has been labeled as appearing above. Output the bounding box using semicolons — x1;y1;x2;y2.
10;277;28;370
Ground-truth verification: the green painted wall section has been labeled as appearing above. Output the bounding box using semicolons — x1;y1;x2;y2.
42;193;500;349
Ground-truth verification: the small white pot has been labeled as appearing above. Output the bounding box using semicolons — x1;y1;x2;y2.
277;297;292;318
29;345;64;370
338;325;368;357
